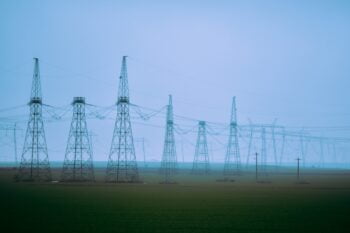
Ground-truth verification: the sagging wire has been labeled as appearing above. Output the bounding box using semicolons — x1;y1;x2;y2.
130;104;167;121
43;104;71;120
173;124;197;135
86;104;115;120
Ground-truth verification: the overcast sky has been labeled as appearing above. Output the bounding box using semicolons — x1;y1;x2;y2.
0;0;349;163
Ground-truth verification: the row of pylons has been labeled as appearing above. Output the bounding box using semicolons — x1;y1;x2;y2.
15;57;242;183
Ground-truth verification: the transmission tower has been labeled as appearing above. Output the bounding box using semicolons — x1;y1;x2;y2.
223;97;241;176
160;95;177;183
192;121;210;174
300;133;308;167
16;58;51;181
259;127;268;181
61;97;94;182
279;128;286;166
106;56;139;183
271;124;278;167
246;123;254;167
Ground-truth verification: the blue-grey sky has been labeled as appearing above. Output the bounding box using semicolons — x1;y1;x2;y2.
0;0;349;163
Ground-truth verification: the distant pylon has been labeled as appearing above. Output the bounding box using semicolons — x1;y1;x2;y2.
192;121;210;174
16;58;51;181
299;133;308;167
61;97;94;182
106;56;139;183
160;95;177;183
223;96;241;176
259;127;268;179
246;122;254;167
271;124;278;167
279;128;286;166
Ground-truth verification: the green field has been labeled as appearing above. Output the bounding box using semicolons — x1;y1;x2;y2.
1;168;350;233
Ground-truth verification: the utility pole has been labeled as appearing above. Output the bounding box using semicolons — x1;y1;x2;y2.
223;96;241;176
61;97;94;182
17;58;51;181
296;157;301;182
106;56;139;183
160;95;177;184
192;121;210;174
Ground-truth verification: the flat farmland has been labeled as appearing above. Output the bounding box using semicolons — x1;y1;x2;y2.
1;168;350;233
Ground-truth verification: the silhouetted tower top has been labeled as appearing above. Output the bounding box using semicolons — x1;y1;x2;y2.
118;56;129;103
167;95;173;123
30;57;42;103
230;96;237;125
72;96;85;104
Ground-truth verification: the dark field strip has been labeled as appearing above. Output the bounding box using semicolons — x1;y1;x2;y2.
1;169;350;233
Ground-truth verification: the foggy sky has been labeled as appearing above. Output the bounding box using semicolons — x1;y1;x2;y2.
0;0;349;163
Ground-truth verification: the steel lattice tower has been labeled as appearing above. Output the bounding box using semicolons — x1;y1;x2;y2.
160;95;177;183
61;97;94;182
192;121;210;174
300;134;307;167
259;127;268;180
16;58;51;181
223;97;241;176
106;56;139;183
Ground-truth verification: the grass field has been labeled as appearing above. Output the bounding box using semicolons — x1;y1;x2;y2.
1;167;350;233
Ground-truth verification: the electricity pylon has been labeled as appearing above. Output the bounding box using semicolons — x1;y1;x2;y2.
61;97;94;182
246;122;254;167
258;127;268;182
223;96;241;176
160;95;177;183
106;56;139;183
16;58;51;181
271;124;278;167
279;128;286;166
192;121;210;174
300;133;308;167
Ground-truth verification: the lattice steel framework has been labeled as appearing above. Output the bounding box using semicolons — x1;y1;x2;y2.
192;121;210;174
223;97;241;176
61;97;94;182
160;95;177;183
17;58;51;181
259;127;268;179
106;56;139;183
